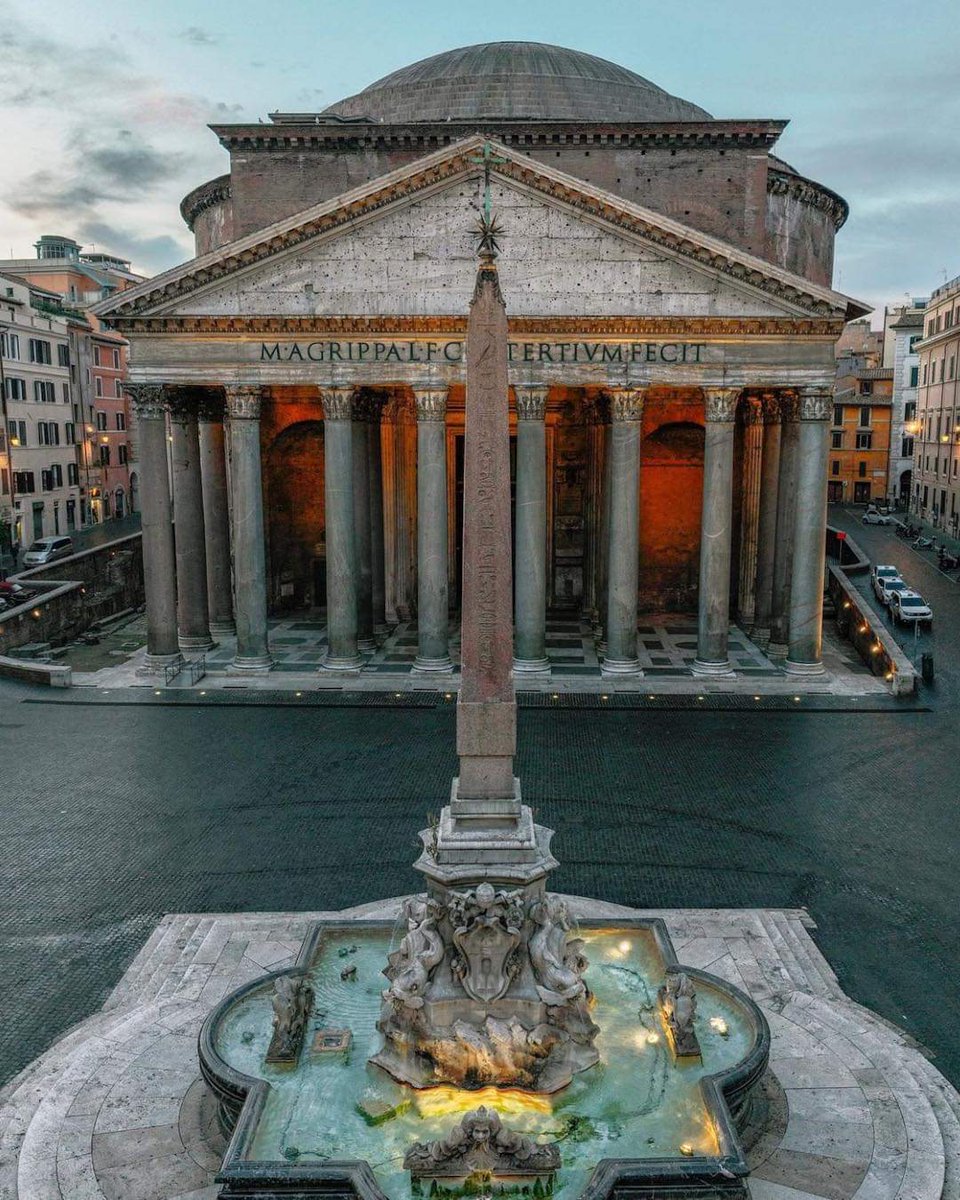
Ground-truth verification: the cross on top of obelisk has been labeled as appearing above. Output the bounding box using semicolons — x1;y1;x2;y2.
468;140;509;224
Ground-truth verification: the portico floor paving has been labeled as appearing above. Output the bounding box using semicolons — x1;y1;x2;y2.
67;612;885;697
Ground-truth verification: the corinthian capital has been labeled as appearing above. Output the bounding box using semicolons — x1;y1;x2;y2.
224;385;263;421
412;386;448;423
607;387;644;423
320;387;355;422
514;385;549;422
122;382;166;420
703;387;740;423
778;390;801;423
797;385;834;421
760;391;781;424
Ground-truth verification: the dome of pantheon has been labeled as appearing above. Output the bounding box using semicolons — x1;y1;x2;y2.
320;41;713;124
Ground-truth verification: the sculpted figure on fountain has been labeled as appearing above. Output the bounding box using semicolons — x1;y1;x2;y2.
383;897;445;1010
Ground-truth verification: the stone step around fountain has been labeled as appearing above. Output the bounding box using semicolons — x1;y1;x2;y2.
4;907;960;1200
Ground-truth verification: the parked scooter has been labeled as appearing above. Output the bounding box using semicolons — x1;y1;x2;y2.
913;535;935;550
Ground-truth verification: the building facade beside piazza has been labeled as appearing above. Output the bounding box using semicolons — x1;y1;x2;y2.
96;42;869;679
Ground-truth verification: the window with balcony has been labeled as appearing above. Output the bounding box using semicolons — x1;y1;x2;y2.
8;419;27;446
13;471;35;493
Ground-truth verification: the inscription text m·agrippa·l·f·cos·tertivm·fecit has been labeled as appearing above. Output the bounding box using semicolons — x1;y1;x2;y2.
258;340;709;365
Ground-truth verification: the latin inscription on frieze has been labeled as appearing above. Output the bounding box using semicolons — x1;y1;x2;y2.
258;340;709;365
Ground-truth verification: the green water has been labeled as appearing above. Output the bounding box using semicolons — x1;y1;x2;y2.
215;927;753;1200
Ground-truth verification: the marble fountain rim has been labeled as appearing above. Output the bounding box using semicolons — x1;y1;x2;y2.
198;896;771;1199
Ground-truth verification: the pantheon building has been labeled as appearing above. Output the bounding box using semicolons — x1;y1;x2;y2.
98;42;868;679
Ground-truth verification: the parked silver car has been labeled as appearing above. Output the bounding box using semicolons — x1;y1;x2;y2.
877;576;909;607
890;590;933;626
22;536;74;566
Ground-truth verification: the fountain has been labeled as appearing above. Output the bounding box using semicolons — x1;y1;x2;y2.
198;207;770;1199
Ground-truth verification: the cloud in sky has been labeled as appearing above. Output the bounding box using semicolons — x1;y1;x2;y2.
0;0;956;301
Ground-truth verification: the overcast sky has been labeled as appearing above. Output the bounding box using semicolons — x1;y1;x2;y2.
2;0;957;319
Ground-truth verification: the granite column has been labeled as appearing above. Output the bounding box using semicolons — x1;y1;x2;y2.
513;385;550;676
752;393;782;645
693;387;739;676
368;398;389;637
124;384;181;673
602;388;644;676
736;395;764;628
198;397;235;637
412;386;452;673
769;392;800;656
352;397;376;652
786;386;833;674
224;385;272;672
169;392;213;651
320;387;362;671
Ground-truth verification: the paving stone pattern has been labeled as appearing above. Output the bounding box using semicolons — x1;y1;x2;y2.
1;902;957;1200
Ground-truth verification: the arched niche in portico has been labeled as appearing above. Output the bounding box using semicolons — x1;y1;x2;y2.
640;392;706;613
263;419;326;612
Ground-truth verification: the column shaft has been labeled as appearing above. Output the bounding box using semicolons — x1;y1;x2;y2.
198;410;235;636
169;397;213;650
694;388;739;675
125;385;180;672
602;390;643;675
753;395;783;642
413;388;452;672
352;402;375;651
769;395;801;653
368;404;388;636
321;388;362;670
786;388;832;673
736;398;764;627
224;386;272;672
513;386;550;674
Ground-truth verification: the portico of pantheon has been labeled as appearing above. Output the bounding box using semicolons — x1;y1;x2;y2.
96;42;869;680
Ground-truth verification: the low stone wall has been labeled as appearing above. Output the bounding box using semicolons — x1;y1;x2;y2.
825;527;917;695
0;533;144;661
0;654;71;687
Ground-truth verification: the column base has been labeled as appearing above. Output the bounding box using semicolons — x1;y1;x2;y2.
767;641;789;659
784;658;827;677
229;654;273;674
601;655;643;677
357;636;377;652
691;658;736;678
209;620;236;638
320;651;363;672
412;654;453;674
179;633;215;651
137;651;182;676
752;625;771;648
512;656;551;677
374;622;392;639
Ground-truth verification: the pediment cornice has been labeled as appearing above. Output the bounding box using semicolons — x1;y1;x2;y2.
95;135;869;324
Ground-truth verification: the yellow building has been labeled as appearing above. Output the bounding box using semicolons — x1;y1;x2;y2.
828;367;894;505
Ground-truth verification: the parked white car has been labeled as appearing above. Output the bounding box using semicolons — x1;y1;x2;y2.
871;564;901;599
862;511;893;525
890;590;933;626
877;576;909;607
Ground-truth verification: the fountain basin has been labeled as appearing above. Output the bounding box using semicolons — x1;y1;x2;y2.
199;910;769;1200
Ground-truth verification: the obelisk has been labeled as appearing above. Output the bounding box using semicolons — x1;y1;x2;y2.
417;215;556;886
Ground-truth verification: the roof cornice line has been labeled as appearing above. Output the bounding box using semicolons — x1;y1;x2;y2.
94;134;867;323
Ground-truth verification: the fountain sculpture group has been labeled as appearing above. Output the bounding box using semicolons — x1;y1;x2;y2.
199;211;769;1200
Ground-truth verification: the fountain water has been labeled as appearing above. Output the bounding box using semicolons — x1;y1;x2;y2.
198;214;769;1200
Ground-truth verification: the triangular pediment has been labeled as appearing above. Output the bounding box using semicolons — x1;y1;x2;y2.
96;135;867;324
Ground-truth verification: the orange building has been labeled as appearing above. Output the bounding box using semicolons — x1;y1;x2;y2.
828;367;894;505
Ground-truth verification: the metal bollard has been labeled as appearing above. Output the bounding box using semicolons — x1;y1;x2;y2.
921;652;934;684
